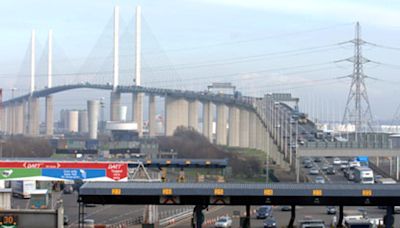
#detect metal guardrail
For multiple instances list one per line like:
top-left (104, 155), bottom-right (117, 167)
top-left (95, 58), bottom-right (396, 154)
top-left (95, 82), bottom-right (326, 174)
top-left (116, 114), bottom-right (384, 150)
top-left (106, 216), bottom-right (143, 228)
top-left (159, 209), bottom-right (192, 227)
top-left (301, 141), bottom-right (391, 149)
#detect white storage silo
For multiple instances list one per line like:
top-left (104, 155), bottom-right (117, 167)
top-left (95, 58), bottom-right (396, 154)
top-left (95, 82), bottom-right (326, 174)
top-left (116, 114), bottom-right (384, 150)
top-left (67, 110), bottom-right (79, 133)
top-left (79, 110), bottom-right (88, 133)
top-left (87, 100), bottom-right (100, 139)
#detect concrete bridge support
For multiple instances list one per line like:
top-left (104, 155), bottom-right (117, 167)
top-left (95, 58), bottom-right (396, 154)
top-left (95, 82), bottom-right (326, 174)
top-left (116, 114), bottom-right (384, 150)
top-left (177, 98), bottom-right (189, 127)
top-left (22, 101), bottom-right (28, 134)
top-left (256, 118), bottom-right (263, 150)
top-left (239, 109), bottom-right (250, 148)
top-left (15, 103), bottom-right (24, 134)
top-left (6, 106), bottom-right (11, 134)
top-left (165, 96), bottom-right (178, 136)
top-left (249, 112), bottom-right (257, 149)
top-left (202, 101), bottom-right (213, 142)
top-left (188, 100), bottom-right (199, 131)
top-left (228, 106), bottom-right (240, 147)
top-left (45, 96), bottom-right (53, 136)
top-left (132, 93), bottom-right (144, 136)
top-left (10, 104), bottom-right (15, 134)
top-left (28, 97), bottom-right (39, 136)
top-left (216, 104), bottom-right (227, 145)
top-left (148, 95), bottom-right (156, 137)
top-left (0, 106), bottom-right (4, 132)
top-left (110, 91), bottom-right (121, 121)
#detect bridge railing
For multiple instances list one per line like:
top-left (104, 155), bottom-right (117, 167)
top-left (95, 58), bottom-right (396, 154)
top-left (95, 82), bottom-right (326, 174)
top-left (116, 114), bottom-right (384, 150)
top-left (301, 141), bottom-right (391, 149)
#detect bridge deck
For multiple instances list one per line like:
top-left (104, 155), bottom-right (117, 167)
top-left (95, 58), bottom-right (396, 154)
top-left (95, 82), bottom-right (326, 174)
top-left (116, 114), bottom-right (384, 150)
top-left (78, 182), bottom-right (400, 206)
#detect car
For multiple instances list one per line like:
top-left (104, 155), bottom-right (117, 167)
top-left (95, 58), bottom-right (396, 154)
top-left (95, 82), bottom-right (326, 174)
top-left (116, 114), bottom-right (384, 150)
top-left (280, 205), bottom-right (291, 211)
top-left (321, 165), bottom-right (329, 171)
top-left (340, 164), bottom-right (349, 171)
top-left (314, 157), bottom-right (322, 163)
top-left (309, 167), bottom-right (319, 175)
top-left (263, 217), bottom-right (277, 228)
top-left (375, 174), bottom-right (383, 182)
top-left (256, 206), bottom-right (272, 219)
top-left (347, 172), bottom-right (355, 181)
top-left (304, 162), bottom-right (313, 168)
top-left (315, 176), bottom-right (325, 184)
top-left (326, 166), bottom-right (336, 175)
top-left (214, 216), bottom-right (232, 228)
top-left (333, 158), bottom-right (341, 165)
top-left (303, 158), bottom-right (312, 164)
top-left (341, 160), bottom-right (349, 164)
top-left (63, 215), bottom-right (70, 225)
top-left (326, 206), bottom-right (336, 215)
top-left (349, 161), bottom-right (360, 168)
top-left (84, 219), bottom-right (95, 225)
top-left (63, 185), bottom-right (73, 194)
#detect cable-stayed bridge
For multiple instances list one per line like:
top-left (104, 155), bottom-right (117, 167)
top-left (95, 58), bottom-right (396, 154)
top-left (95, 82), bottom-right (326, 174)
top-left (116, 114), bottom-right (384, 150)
top-left (1, 5), bottom-right (400, 182)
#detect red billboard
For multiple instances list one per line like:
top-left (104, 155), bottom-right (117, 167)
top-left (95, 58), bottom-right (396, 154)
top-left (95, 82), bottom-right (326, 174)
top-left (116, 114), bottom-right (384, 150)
top-left (0, 161), bottom-right (128, 181)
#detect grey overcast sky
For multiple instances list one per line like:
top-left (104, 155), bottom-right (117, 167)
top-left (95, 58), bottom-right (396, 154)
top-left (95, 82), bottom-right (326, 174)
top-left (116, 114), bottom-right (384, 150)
top-left (1, 0), bottom-right (400, 121)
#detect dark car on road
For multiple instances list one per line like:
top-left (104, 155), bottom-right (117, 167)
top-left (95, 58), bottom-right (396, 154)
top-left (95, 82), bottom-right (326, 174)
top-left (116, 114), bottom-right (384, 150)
top-left (280, 205), bottom-right (291, 211)
top-left (256, 206), bottom-right (272, 219)
top-left (263, 217), bottom-right (277, 228)
top-left (326, 166), bottom-right (336, 175)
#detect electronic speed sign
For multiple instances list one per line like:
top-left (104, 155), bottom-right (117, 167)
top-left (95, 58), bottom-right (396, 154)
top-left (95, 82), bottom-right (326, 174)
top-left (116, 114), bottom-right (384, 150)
top-left (0, 215), bottom-right (17, 228)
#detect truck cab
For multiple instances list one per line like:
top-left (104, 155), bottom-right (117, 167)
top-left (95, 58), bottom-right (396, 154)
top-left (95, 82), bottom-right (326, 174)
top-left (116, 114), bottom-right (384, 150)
top-left (29, 189), bottom-right (50, 209)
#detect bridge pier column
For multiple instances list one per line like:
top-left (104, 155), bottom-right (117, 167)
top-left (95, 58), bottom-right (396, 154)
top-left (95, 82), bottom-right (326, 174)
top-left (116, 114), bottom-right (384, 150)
top-left (275, 144), bottom-right (282, 166)
top-left (256, 117), bottom-right (263, 150)
top-left (188, 100), bottom-right (199, 131)
top-left (202, 101), bottom-right (213, 142)
top-left (28, 97), bottom-right (39, 136)
top-left (132, 93), bottom-right (144, 136)
top-left (216, 104), bottom-right (227, 145)
top-left (0, 105), bottom-right (4, 133)
top-left (148, 95), bottom-right (156, 137)
top-left (45, 95), bottom-right (53, 136)
top-left (239, 109), bottom-right (249, 148)
top-left (228, 106), bottom-right (239, 147)
top-left (249, 112), bottom-right (257, 149)
top-left (177, 98), bottom-right (189, 127)
top-left (4, 106), bottom-right (9, 134)
top-left (22, 101), bottom-right (28, 134)
top-left (165, 96), bottom-right (179, 136)
top-left (15, 102), bottom-right (24, 134)
top-left (10, 104), bottom-right (15, 135)
top-left (110, 91), bottom-right (121, 121)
